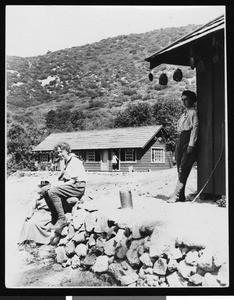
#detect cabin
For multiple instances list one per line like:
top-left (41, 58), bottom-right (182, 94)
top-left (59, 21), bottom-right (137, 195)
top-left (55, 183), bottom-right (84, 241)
top-left (145, 15), bottom-right (226, 197)
top-left (33, 125), bottom-right (173, 172)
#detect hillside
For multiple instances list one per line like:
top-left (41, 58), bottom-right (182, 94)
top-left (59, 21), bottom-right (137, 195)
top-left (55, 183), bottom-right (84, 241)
top-left (6, 24), bottom-right (198, 131)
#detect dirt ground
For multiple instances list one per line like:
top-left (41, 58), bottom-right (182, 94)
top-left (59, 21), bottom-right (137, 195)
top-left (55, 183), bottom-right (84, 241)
top-left (5, 167), bottom-right (228, 288)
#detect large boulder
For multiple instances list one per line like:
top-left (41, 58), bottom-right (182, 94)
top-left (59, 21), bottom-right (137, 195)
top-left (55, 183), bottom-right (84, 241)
top-left (92, 237), bottom-right (105, 255)
top-left (168, 247), bottom-right (183, 260)
top-left (167, 258), bottom-right (178, 272)
top-left (55, 246), bottom-right (68, 264)
top-left (72, 231), bottom-right (86, 244)
top-left (153, 257), bottom-right (168, 275)
top-left (177, 260), bottom-right (196, 279)
top-left (166, 271), bottom-right (188, 287)
top-left (94, 211), bottom-right (109, 233)
top-left (75, 243), bottom-right (88, 257)
top-left (67, 224), bottom-right (75, 240)
top-left (71, 255), bottom-right (81, 269)
top-left (185, 249), bottom-right (199, 266)
top-left (82, 253), bottom-right (97, 267)
top-left (58, 236), bottom-right (69, 246)
top-left (87, 234), bottom-right (96, 247)
top-left (108, 261), bottom-right (138, 286)
top-left (65, 240), bottom-right (76, 257)
top-left (73, 209), bottom-right (89, 230)
top-left (114, 229), bottom-right (128, 259)
top-left (84, 212), bottom-right (96, 232)
top-left (139, 252), bottom-right (153, 267)
top-left (139, 266), bottom-right (154, 278)
top-left (126, 239), bottom-right (145, 268)
top-left (61, 226), bottom-right (68, 237)
top-left (197, 249), bottom-right (217, 272)
top-left (104, 237), bottom-right (116, 256)
top-left (92, 255), bottom-right (109, 273)
top-left (188, 273), bottom-right (204, 285)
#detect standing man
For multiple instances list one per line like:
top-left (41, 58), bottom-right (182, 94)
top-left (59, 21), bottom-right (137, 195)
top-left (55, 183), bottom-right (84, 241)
top-left (112, 152), bottom-right (119, 171)
top-left (44, 142), bottom-right (86, 241)
top-left (168, 90), bottom-right (198, 203)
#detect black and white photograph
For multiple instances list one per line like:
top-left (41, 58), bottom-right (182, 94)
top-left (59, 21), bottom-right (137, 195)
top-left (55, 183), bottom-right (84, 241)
top-left (5, 5), bottom-right (228, 289)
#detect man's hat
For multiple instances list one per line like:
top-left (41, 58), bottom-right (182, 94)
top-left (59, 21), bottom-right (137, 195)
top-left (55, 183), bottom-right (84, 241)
top-left (38, 180), bottom-right (50, 188)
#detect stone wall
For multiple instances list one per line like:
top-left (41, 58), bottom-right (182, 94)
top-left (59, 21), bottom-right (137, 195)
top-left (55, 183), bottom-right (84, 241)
top-left (53, 197), bottom-right (228, 287)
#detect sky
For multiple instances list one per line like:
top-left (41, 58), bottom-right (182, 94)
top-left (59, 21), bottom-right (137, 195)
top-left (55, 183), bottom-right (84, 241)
top-left (6, 5), bottom-right (225, 57)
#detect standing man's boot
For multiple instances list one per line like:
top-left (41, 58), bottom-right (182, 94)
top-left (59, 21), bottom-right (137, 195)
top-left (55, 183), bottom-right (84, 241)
top-left (177, 185), bottom-right (186, 202)
top-left (167, 180), bottom-right (184, 203)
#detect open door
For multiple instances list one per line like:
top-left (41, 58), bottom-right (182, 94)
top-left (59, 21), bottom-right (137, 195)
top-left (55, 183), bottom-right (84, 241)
top-left (100, 149), bottom-right (109, 171)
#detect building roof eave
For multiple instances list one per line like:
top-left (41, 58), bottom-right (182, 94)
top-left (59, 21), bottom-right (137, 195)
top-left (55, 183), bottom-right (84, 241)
top-left (145, 14), bottom-right (224, 69)
top-left (142, 125), bottom-right (163, 148)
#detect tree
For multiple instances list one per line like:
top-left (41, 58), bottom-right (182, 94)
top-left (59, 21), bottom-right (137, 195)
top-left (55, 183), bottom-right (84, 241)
top-left (114, 102), bottom-right (152, 128)
top-left (70, 111), bottom-right (85, 130)
top-left (7, 123), bottom-right (27, 160)
top-left (45, 110), bottom-right (57, 129)
top-left (7, 123), bottom-right (47, 174)
top-left (45, 106), bottom-right (86, 132)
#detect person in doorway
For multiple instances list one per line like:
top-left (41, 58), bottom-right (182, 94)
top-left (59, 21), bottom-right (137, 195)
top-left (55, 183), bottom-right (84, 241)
top-left (18, 180), bottom-right (52, 246)
top-left (42, 142), bottom-right (86, 243)
top-left (112, 152), bottom-right (119, 171)
top-left (168, 90), bottom-right (198, 203)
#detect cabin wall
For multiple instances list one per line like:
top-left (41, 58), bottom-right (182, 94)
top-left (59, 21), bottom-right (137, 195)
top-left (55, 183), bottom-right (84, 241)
top-left (35, 140), bottom-right (173, 172)
top-left (196, 37), bottom-right (225, 195)
top-left (83, 162), bottom-right (100, 172)
top-left (119, 140), bottom-right (173, 172)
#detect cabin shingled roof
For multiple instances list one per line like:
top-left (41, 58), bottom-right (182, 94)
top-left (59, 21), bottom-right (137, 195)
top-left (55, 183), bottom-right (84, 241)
top-left (33, 125), bottom-right (163, 151)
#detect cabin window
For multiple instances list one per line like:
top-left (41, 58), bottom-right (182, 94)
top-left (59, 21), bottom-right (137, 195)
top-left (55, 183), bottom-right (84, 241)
top-left (87, 150), bottom-right (101, 162)
top-left (120, 149), bottom-right (136, 162)
top-left (41, 153), bottom-right (49, 162)
top-left (151, 147), bottom-right (165, 163)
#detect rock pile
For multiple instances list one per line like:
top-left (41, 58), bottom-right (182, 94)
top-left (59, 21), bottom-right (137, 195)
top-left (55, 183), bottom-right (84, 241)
top-left (52, 197), bottom-right (228, 287)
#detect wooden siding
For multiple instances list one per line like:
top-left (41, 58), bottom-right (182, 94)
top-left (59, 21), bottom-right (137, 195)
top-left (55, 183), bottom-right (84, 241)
top-left (119, 150), bottom-right (172, 172)
top-left (138, 139), bottom-right (173, 171)
top-left (83, 162), bottom-right (101, 172)
top-left (119, 138), bottom-right (172, 172)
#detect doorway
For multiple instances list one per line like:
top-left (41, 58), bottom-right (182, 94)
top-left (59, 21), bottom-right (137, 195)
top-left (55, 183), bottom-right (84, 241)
top-left (112, 149), bottom-right (120, 171)
top-left (100, 149), bottom-right (109, 171)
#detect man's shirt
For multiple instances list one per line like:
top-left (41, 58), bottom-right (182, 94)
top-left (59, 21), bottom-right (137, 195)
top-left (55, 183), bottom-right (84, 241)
top-left (177, 107), bottom-right (198, 147)
top-left (63, 153), bottom-right (87, 182)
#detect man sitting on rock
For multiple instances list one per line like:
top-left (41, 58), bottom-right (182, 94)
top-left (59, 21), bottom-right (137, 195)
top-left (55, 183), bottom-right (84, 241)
top-left (42, 142), bottom-right (86, 245)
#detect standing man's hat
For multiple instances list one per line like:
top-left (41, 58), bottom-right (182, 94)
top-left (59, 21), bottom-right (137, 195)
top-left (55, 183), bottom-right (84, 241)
top-left (38, 180), bottom-right (50, 188)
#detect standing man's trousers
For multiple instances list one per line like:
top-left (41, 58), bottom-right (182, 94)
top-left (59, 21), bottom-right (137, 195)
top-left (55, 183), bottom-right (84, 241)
top-left (175, 130), bottom-right (197, 200)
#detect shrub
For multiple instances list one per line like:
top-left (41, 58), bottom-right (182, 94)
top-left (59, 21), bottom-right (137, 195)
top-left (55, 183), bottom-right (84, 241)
top-left (88, 99), bottom-right (105, 109)
top-left (130, 94), bottom-right (142, 101)
top-left (123, 88), bottom-right (137, 96)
